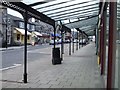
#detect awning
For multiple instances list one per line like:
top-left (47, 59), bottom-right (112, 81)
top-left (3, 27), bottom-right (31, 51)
top-left (33, 31), bottom-right (42, 36)
top-left (15, 28), bottom-right (31, 35)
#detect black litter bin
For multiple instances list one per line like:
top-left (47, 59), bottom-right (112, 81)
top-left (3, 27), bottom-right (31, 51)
top-left (52, 47), bottom-right (61, 65)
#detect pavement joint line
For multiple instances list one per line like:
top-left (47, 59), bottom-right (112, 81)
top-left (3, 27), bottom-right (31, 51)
top-left (0, 64), bottom-right (21, 71)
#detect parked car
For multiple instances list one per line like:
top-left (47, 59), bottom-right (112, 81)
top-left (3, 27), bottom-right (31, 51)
top-left (58, 39), bottom-right (62, 44)
top-left (49, 40), bottom-right (58, 45)
top-left (73, 39), bottom-right (79, 43)
top-left (79, 39), bottom-right (87, 45)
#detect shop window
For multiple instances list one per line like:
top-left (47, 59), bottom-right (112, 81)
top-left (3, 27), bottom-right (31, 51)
top-left (27, 36), bottom-right (30, 40)
top-left (19, 22), bottom-right (24, 28)
top-left (21, 35), bottom-right (24, 40)
top-left (17, 34), bottom-right (20, 41)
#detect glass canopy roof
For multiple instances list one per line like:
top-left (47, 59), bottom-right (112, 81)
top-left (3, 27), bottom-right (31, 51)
top-left (22, 0), bottom-right (100, 35)
top-left (22, 0), bottom-right (99, 20)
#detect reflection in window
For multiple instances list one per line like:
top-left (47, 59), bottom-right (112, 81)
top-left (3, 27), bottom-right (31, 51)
top-left (27, 24), bottom-right (30, 29)
top-left (31, 25), bottom-right (35, 31)
top-left (19, 22), bottom-right (24, 28)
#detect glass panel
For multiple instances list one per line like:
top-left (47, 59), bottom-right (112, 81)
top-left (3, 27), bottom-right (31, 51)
top-left (54, 13), bottom-right (98, 21)
top-left (105, 2), bottom-right (119, 88)
top-left (36, 0), bottom-right (98, 13)
top-left (52, 11), bottom-right (98, 20)
top-left (43, 3), bottom-right (99, 15)
top-left (33, 0), bottom-right (74, 8)
top-left (19, 22), bottom-right (24, 28)
top-left (116, 21), bottom-right (119, 89)
top-left (65, 16), bottom-right (98, 29)
top-left (80, 25), bottom-right (95, 31)
top-left (48, 7), bottom-right (99, 17)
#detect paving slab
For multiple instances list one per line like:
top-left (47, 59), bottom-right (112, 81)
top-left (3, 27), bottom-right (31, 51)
top-left (1, 43), bottom-right (104, 88)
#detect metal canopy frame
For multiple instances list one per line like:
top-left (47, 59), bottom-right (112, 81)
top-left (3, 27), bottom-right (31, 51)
top-left (52, 10), bottom-right (98, 20)
top-left (28, 2), bottom-right (47, 7)
top-left (21, 0), bottom-right (99, 36)
top-left (64, 15), bottom-right (98, 36)
top-left (29, 0), bottom-right (99, 36)
top-left (76, 28), bottom-right (88, 37)
top-left (65, 16), bottom-right (98, 29)
top-left (1, 0), bottom-right (100, 43)
top-left (62, 25), bottom-right (71, 33)
top-left (2, 1), bottom-right (55, 26)
top-left (55, 14), bottom-right (98, 21)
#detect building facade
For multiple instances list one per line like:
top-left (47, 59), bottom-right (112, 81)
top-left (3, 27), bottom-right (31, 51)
top-left (0, 7), bottom-right (54, 46)
top-left (0, 6), bottom-right (12, 47)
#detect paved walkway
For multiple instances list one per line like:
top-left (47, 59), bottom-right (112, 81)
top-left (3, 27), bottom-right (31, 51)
top-left (1, 43), bottom-right (105, 88)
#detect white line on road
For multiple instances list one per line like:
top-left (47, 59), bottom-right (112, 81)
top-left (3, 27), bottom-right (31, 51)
top-left (0, 64), bottom-right (21, 71)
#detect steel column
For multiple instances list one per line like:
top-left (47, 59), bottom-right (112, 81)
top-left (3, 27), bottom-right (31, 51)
top-left (53, 26), bottom-right (56, 49)
top-left (96, 27), bottom-right (98, 55)
top-left (82, 31), bottom-right (83, 47)
top-left (100, 10), bottom-right (104, 75)
top-left (69, 32), bottom-right (71, 55)
top-left (23, 10), bottom-right (28, 83)
top-left (76, 31), bottom-right (78, 50)
top-left (107, 1), bottom-right (117, 89)
top-left (72, 30), bottom-right (74, 53)
top-left (101, 6), bottom-right (107, 75)
top-left (99, 21), bottom-right (102, 66)
top-left (61, 30), bottom-right (63, 60)
top-left (62, 33), bottom-right (64, 54)
top-left (79, 31), bottom-right (80, 49)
